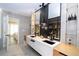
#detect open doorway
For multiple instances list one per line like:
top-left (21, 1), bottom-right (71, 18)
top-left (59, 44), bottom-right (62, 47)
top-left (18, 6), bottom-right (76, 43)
top-left (8, 17), bottom-right (19, 46)
top-left (3, 16), bottom-right (19, 50)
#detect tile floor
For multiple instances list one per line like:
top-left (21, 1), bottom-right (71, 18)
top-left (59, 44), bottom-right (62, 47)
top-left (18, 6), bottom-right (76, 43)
top-left (0, 44), bottom-right (40, 56)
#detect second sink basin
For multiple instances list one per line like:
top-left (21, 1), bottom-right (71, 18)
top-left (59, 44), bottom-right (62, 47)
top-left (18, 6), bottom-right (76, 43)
top-left (30, 35), bottom-right (35, 37)
top-left (43, 40), bottom-right (55, 45)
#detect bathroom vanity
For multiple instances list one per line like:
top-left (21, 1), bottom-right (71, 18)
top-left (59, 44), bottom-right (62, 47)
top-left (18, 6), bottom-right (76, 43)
top-left (27, 35), bottom-right (60, 56)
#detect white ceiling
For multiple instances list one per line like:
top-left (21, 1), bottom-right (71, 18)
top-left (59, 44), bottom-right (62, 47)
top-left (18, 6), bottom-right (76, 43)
top-left (0, 3), bottom-right (42, 17)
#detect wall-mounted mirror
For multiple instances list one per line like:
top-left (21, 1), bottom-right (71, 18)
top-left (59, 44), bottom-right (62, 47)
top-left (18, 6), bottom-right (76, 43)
top-left (48, 3), bottom-right (60, 19)
top-left (35, 10), bottom-right (40, 36)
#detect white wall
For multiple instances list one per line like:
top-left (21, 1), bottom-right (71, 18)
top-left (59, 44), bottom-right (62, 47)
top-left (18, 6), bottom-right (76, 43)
top-left (77, 4), bottom-right (79, 47)
top-left (60, 3), bottom-right (67, 43)
top-left (0, 9), bottom-right (3, 49)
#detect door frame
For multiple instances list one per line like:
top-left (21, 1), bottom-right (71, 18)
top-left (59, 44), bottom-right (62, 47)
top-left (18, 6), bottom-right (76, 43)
top-left (3, 14), bottom-right (9, 49)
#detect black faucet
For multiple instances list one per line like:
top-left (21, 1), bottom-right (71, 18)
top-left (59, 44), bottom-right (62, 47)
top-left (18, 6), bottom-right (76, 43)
top-left (50, 34), bottom-right (53, 41)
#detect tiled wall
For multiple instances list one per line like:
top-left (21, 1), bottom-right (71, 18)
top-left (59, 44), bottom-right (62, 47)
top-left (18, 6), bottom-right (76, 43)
top-left (61, 3), bottom-right (79, 47)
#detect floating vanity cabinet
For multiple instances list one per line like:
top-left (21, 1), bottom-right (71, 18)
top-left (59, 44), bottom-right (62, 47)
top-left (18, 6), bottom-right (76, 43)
top-left (27, 36), bottom-right (53, 56)
top-left (27, 37), bottom-right (34, 48)
top-left (34, 40), bottom-right (53, 56)
top-left (27, 36), bottom-right (60, 56)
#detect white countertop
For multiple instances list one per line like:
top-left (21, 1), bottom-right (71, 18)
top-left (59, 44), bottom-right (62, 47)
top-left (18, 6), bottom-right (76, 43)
top-left (27, 35), bottom-right (60, 48)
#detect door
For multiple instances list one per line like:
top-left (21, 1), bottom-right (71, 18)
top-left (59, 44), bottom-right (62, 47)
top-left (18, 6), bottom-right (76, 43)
top-left (3, 15), bottom-right (9, 50)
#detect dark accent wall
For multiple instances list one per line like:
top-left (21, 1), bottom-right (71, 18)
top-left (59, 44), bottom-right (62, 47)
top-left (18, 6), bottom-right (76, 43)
top-left (40, 4), bottom-right (48, 37)
top-left (35, 3), bottom-right (61, 40)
